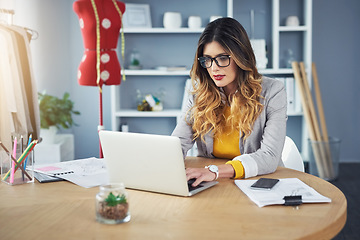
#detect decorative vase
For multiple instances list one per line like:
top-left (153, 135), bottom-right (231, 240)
top-left (286, 16), bottom-right (300, 26)
top-left (163, 12), bottom-right (182, 29)
top-left (188, 16), bottom-right (201, 29)
top-left (209, 15), bottom-right (222, 23)
top-left (285, 49), bottom-right (295, 68)
top-left (40, 126), bottom-right (58, 144)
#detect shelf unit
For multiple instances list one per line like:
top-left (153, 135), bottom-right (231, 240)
top-left (124, 28), bottom-right (205, 34)
top-left (122, 68), bottom-right (294, 76)
top-left (272, 0), bottom-right (313, 157)
top-left (110, 69), bottom-right (190, 131)
top-left (272, 0), bottom-right (312, 80)
top-left (111, 0), bottom-right (312, 155)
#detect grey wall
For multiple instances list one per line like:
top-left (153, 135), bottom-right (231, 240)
top-left (312, 0), bottom-right (360, 162)
top-left (11, 0), bottom-right (360, 162)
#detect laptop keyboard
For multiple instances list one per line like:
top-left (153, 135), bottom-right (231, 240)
top-left (187, 179), bottom-right (204, 192)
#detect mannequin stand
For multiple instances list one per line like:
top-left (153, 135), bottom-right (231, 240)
top-left (98, 90), bottom-right (104, 158)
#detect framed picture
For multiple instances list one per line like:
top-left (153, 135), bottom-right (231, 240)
top-left (122, 4), bottom-right (152, 28)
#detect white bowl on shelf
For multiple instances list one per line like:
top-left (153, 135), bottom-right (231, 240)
top-left (188, 16), bottom-right (201, 29)
top-left (286, 16), bottom-right (300, 26)
top-left (163, 12), bottom-right (182, 29)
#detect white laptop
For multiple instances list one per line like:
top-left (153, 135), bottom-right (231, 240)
top-left (99, 130), bottom-right (218, 196)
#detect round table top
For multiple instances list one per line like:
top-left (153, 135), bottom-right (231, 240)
top-left (0, 157), bottom-right (347, 240)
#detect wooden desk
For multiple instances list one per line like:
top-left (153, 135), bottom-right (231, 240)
top-left (0, 157), bottom-right (346, 240)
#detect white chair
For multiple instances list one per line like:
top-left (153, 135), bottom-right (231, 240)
top-left (281, 136), bottom-right (305, 172)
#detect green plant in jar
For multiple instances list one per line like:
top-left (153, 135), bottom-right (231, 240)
top-left (105, 192), bottom-right (127, 206)
top-left (98, 191), bottom-right (129, 221)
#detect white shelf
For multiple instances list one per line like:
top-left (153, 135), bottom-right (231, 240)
top-left (114, 109), bottom-right (181, 117)
top-left (122, 68), bottom-right (293, 76)
top-left (287, 111), bottom-right (303, 117)
top-left (278, 26), bottom-right (310, 32)
top-left (122, 69), bottom-right (190, 76)
top-left (259, 68), bottom-right (293, 75)
top-left (124, 27), bottom-right (204, 34)
top-left (116, 109), bottom-right (301, 118)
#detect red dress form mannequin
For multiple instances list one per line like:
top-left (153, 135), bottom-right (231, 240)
top-left (73, 0), bottom-right (125, 87)
top-left (73, 0), bottom-right (125, 157)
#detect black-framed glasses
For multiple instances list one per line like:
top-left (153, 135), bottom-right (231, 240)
top-left (198, 55), bottom-right (231, 68)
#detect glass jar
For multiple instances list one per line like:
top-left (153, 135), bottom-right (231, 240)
top-left (129, 48), bottom-right (141, 69)
top-left (95, 183), bottom-right (130, 224)
top-left (285, 49), bottom-right (295, 68)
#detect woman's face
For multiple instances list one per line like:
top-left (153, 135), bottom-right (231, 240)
top-left (202, 41), bottom-right (238, 95)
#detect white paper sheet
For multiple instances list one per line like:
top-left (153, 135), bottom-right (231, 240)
top-left (33, 157), bottom-right (108, 188)
top-left (235, 178), bottom-right (331, 207)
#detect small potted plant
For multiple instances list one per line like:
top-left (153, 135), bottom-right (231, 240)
top-left (95, 184), bottom-right (130, 224)
top-left (38, 92), bottom-right (80, 143)
top-left (97, 192), bottom-right (129, 222)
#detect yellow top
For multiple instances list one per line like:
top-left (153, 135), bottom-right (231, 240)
top-left (213, 106), bottom-right (241, 159)
top-left (212, 106), bottom-right (244, 178)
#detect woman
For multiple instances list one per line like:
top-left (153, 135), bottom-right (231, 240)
top-left (172, 18), bottom-right (287, 187)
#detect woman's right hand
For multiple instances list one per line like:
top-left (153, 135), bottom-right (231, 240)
top-left (186, 167), bottom-right (217, 187)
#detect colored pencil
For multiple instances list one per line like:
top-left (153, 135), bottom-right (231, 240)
top-left (0, 142), bottom-right (32, 180)
top-left (10, 137), bottom-right (17, 184)
top-left (21, 135), bottom-right (24, 180)
top-left (23, 134), bottom-right (32, 170)
top-left (2, 140), bottom-right (38, 181)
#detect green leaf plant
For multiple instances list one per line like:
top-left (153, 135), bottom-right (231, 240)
top-left (105, 192), bottom-right (127, 207)
top-left (38, 92), bottom-right (80, 129)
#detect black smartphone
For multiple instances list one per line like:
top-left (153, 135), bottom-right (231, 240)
top-left (250, 178), bottom-right (279, 190)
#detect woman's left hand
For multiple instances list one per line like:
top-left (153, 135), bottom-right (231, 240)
top-left (186, 167), bottom-right (217, 187)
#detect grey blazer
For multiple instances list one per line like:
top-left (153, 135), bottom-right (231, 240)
top-left (171, 76), bottom-right (287, 178)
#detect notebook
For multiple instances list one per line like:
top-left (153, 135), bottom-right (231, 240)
top-left (33, 171), bottom-right (64, 183)
top-left (99, 130), bottom-right (218, 196)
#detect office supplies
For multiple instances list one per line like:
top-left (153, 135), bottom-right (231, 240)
top-left (99, 130), bottom-right (218, 196)
top-left (23, 134), bottom-right (32, 170)
top-left (21, 135), bottom-right (24, 180)
top-left (33, 157), bottom-right (107, 188)
top-left (250, 39), bottom-right (268, 69)
top-left (10, 137), bottom-right (17, 183)
top-left (0, 142), bottom-right (32, 180)
top-left (235, 178), bottom-right (331, 207)
top-left (283, 195), bottom-right (302, 206)
top-left (2, 140), bottom-right (38, 181)
top-left (33, 171), bottom-right (63, 183)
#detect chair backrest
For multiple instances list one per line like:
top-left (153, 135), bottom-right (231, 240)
top-left (281, 136), bottom-right (305, 172)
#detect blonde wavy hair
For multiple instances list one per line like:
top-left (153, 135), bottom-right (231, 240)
top-left (189, 17), bottom-right (263, 142)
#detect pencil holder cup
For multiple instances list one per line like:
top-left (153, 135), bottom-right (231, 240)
top-left (1, 149), bottom-right (34, 185)
top-left (308, 137), bottom-right (341, 181)
top-left (95, 183), bottom-right (131, 224)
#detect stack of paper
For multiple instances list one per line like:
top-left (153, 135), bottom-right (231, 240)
top-left (33, 157), bottom-right (108, 188)
top-left (235, 178), bottom-right (331, 207)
